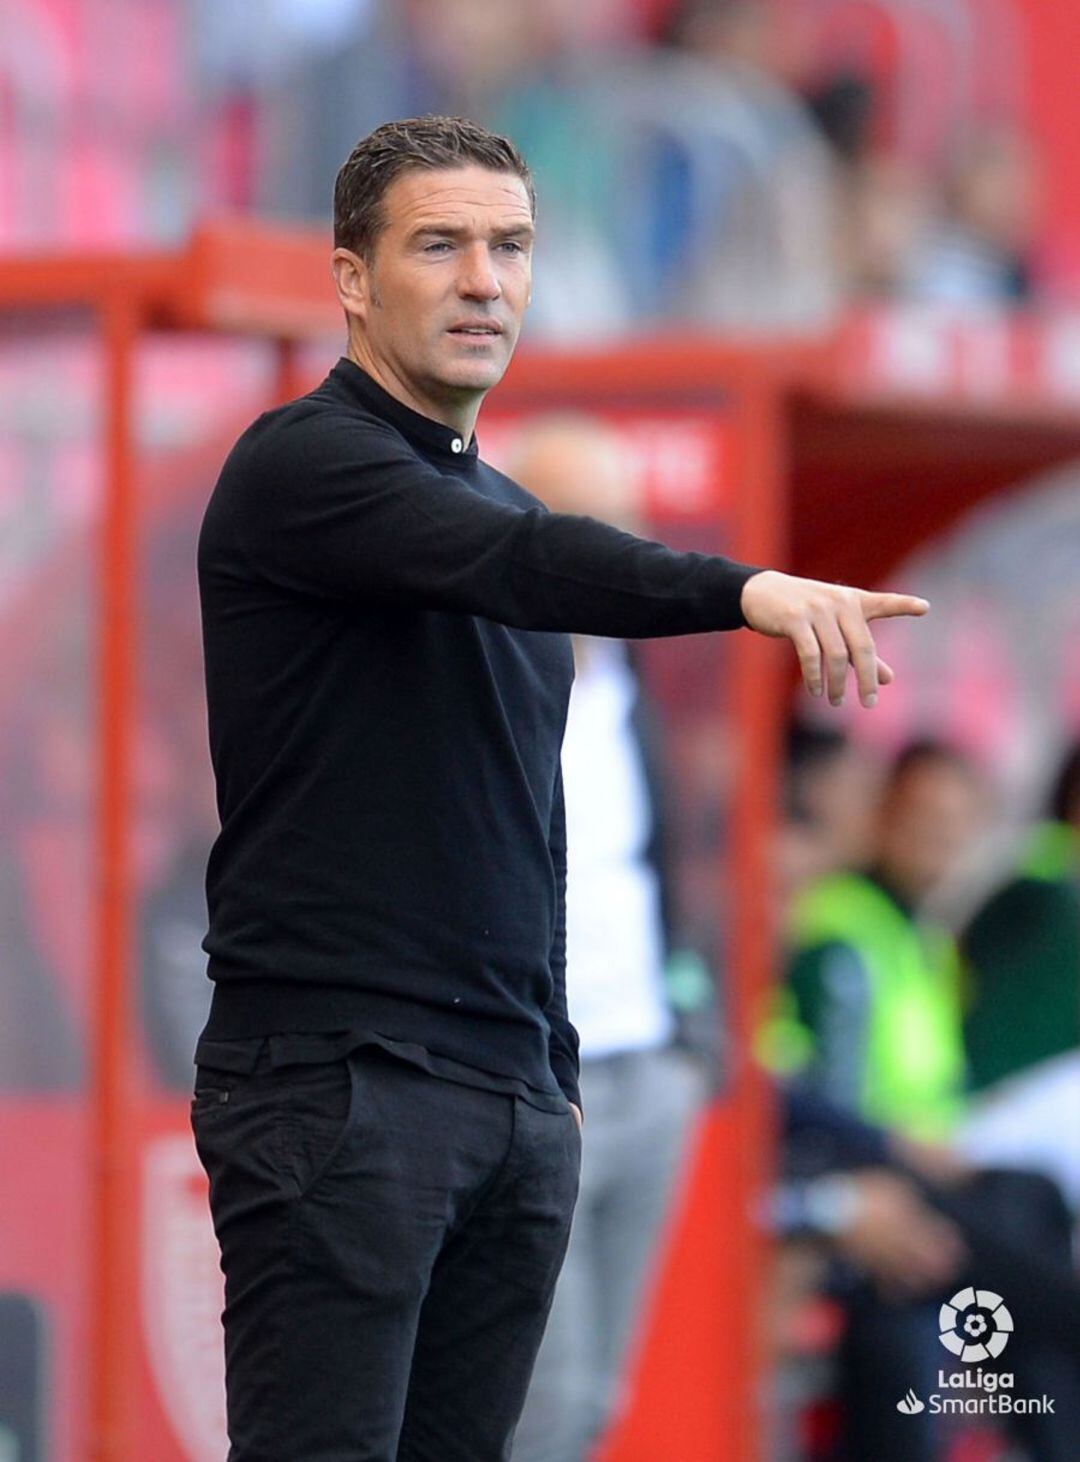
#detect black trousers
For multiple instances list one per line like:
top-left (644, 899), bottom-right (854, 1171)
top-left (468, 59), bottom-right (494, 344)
top-left (191, 1044), bottom-right (582, 1461)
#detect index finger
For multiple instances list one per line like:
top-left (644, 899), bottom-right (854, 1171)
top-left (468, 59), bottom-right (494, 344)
top-left (860, 592), bottom-right (930, 622)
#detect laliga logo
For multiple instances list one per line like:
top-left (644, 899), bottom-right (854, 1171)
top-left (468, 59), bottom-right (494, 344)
top-left (896, 1287), bottom-right (1052, 1417)
top-left (939, 1286), bottom-right (1014, 1363)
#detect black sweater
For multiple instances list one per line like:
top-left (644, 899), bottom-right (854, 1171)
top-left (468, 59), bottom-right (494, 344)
top-left (198, 357), bottom-right (757, 1107)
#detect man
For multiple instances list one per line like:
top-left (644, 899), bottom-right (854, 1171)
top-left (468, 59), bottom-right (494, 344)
top-left (505, 417), bottom-right (709, 1462)
top-left (193, 115), bottom-right (927, 1461)
top-left (777, 740), bottom-right (982, 1138)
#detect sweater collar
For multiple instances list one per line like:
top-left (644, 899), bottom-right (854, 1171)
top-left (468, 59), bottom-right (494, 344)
top-left (331, 357), bottom-right (479, 464)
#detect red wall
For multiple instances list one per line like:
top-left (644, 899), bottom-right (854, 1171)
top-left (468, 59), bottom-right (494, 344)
top-left (1014, 1), bottom-right (1080, 294)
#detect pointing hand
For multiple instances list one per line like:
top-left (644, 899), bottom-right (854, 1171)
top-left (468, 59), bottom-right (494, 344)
top-left (740, 571), bottom-right (929, 709)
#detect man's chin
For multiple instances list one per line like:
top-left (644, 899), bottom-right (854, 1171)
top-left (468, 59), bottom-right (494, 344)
top-left (439, 359), bottom-right (508, 395)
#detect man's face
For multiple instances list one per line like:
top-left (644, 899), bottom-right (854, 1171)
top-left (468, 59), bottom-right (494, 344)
top-left (339, 165), bottom-right (534, 416)
top-left (876, 761), bottom-right (982, 902)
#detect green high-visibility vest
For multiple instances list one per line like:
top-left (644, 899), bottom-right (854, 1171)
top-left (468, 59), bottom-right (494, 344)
top-left (1018, 820), bottom-right (1080, 884)
top-left (961, 820), bottom-right (1080, 1091)
top-left (779, 873), bottom-right (966, 1138)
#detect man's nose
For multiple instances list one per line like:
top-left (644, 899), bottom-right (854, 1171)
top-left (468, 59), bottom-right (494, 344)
top-left (457, 244), bottom-right (500, 300)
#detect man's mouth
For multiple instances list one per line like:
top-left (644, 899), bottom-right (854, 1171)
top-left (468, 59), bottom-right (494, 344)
top-left (447, 323), bottom-right (503, 337)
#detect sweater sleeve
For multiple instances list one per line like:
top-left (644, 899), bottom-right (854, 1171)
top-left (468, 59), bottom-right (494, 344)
top-left (232, 410), bottom-right (759, 638)
top-left (544, 765), bottom-right (581, 1109)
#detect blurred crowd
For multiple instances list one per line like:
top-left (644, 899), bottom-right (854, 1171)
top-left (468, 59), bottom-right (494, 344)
top-left (3, 0), bottom-right (1054, 335)
top-left (767, 724), bottom-right (1080, 1462)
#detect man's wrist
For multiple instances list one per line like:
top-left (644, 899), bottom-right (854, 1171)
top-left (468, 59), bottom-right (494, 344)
top-left (739, 568), bottom-right (776, 630)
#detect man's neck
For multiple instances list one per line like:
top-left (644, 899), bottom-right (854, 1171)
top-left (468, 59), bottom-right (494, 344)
top-left (346, 342), bottom-right (481, 440)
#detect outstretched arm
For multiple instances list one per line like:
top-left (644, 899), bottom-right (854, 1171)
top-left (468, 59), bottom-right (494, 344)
top-left (225, 410), bottom-right (928, 689)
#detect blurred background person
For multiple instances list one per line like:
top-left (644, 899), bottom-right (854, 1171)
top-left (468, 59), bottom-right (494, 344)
top-left (905, 126), bottom-right (1042, 310)
top-left (136, 519), bottom-right (220, 1091)
top-left (777, 723), bottom-right (882, 895)
top-left (962, 740), bottom-right (1080, 1094)
top-left (769, 738), bottom-right (1080, 1462)
top-left (953, 741), bottom-right (1080, 1235)
top-left (508, 416), bottom-right (710, 1462)
top-left (651, 0), bottom-right (839, 328)
top-left (774, 740), bottom-right (984, 1138)
top-left (772, 1079), bottom-right (1080, 1462)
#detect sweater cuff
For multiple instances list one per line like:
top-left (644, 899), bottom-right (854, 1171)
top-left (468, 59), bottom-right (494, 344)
top-left (723, 561), bottom-right (766, 630)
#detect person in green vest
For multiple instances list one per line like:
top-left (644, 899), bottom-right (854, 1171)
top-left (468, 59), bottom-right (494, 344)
top-left (771, 741), bottom-right (1080, 1462)
top-left (775, 740), bottom-right (984, 1140)
top-left (962, 742), bottom-right (1080, 1092)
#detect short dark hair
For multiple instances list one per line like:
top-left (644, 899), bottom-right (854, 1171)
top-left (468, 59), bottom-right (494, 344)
top-left (334, 116), bottom-right (535, 261)
top-left (885, 738), bottom-right (976, 795)
top-left (1048, 741), bottom-right (1080, 824)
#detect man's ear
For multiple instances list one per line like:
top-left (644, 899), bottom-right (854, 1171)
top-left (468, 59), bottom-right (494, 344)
top-left (331, 248), bottom-right (370, 324)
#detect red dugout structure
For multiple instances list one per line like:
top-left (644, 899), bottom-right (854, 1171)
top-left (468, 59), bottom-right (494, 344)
top-left (2, 224), bottom-right (1079, 1460)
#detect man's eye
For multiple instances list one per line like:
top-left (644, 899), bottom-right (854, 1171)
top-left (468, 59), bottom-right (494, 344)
top-left (423, 241), bottom-right (452, 253)
top-left (498, 241), bottom-right (525, 254)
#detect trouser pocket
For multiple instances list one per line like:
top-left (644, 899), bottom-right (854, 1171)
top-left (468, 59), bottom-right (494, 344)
top-left (277, 1052), bottom-right (360, 1200)
top-left (190, 1052), bottom-right (358, 1215)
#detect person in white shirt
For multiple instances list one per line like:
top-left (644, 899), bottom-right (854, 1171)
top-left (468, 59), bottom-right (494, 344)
top-left (509, 416), bottom-right (709, 1462)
